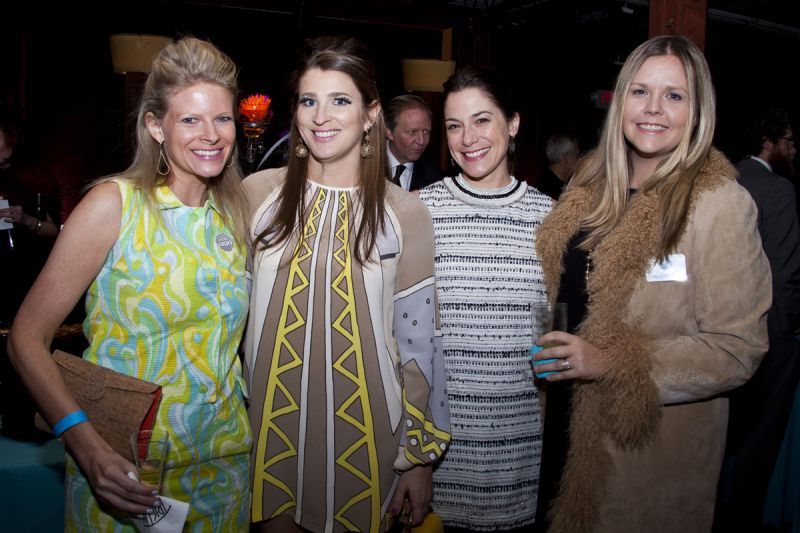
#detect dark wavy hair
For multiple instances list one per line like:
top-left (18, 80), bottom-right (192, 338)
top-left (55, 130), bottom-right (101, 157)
top-left (443, 65), bottom-right (519, 174)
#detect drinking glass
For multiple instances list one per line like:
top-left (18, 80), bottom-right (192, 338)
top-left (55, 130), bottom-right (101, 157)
top-left (530, 302), bottom-right (567, 378)
top-left (130, 429), bottom-right (169, 491)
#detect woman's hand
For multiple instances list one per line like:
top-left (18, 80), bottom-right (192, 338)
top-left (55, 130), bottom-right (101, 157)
top-left (64, 423), bottom-right (159, 513)
top-left (532, 331), bottom-right (606, 381)
top-left (0, 204), bottom-right (57, 237)
top-left (0, 204), bottom-right (27, 225)
top-left (389, 464), bottom-right (432, 526)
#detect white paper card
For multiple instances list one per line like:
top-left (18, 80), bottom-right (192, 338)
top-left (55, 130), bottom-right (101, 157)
top-left (646, 253), bottom-right (688, 282)
top-left (127, 472), bottom-right (190, 532)
top-left (0, 199), bottom-right (12, 230)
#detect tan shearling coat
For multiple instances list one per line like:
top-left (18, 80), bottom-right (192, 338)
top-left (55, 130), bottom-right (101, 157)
top-left (536, 149), bottom-right (771, 533)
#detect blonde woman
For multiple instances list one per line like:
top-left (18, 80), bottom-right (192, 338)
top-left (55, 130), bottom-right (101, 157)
top-left (533, 35), bottom-right (771, 532)
top-left (9, 37), bottom-right (252, 530)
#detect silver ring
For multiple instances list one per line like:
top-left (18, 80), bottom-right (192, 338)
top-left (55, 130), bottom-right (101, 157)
top-left (560, 359), bottom-right (572, 371)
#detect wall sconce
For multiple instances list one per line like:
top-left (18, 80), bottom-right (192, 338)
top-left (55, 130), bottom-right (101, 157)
top-left (110, 34), bottom-right (172, 74)
top-left (402, 59), bottom-right (456, 92)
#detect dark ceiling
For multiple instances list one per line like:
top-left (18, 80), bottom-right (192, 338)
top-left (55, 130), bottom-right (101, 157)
top-left (173, 0), bottom-right (800, 35)
top-left (3, 0), bottom-right (800, 196)
top-left (465, 0), bottom-right (800, 34)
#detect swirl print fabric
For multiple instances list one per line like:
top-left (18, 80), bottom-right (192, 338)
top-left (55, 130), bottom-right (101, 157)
top-left (65, 180), bottom-right (252, 532)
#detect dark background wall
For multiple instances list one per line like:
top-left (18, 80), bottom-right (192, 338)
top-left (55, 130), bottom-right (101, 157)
top-left (3, 0), bottom-right (799, 219)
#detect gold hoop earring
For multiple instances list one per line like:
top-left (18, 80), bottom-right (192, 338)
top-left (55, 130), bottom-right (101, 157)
top-left (360, 129), bottom-right (374, 159)
top-left (157, 142), bottom-right (171, 176)
top-left (295, 139), bottom-right (309, 159)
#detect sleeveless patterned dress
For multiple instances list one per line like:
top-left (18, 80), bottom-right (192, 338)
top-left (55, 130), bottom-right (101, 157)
top-left (64, 180), bottom-right (252, 532)
top-left (244, 170), bottom-right (451, 533)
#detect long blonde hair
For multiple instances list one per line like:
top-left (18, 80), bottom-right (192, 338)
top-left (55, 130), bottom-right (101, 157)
top-left (255, 36), bottom-right (387, 264)
top-left (96, 36), bottom-right (249, 247)
top-left (571, 35), bottom-right (715, 259)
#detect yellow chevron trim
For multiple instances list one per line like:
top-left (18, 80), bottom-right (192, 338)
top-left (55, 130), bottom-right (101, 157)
top-left (252, 188), bottom-right (326, 521)
top-left (330, 191), bottom-right (381, 533)
top-left (402, 391), bottom-right (451, 465)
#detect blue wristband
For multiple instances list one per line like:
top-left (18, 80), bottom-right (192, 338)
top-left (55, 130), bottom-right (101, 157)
top-left (53, 409), bottom-right (89, 437)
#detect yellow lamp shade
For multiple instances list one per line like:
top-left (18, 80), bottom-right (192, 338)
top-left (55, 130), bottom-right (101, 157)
top-left (402, 59), bottom-right (456, 92)
top-left (110, 34), bottom-right (172, 74)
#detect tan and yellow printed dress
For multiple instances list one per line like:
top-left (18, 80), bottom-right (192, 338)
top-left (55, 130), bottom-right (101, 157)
top-left (243, 169), bottom-right (450, 533)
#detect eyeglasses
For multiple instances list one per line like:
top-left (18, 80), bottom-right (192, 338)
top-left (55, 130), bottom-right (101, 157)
top-left (781, 136), bottom-right (795, 146)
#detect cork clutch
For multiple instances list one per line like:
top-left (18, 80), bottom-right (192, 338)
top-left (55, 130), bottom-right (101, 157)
top-left (34, 350), bottom-right (162, 462)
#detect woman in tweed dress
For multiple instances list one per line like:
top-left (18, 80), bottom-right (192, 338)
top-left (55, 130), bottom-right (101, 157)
top-left (419, 65), bottom-right (552, 532)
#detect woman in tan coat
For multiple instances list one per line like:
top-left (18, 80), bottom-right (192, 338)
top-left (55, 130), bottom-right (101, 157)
top-left (532, 35), bottom-right (771, 532)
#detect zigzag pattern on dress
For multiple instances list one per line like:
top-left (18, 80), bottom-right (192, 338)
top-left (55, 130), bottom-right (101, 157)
top-left (253, 187), bottom-right (326, 521)
top-left (330, 190), bottom-right (381, 532)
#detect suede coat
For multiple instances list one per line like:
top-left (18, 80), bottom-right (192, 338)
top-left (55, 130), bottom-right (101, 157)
top-left (536, 149), bottom-right (771, 533)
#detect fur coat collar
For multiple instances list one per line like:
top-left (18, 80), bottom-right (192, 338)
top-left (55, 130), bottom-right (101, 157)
top-left (535, 149), bottom-right (736, 531)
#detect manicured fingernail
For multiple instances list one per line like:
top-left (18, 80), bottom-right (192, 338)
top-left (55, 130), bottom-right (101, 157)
top-left (151, 490), bottom-right (158, 496)
top-left (530, 345), bottom-right (543, 355)
top-left (391, 506), bottom-right (399, 515)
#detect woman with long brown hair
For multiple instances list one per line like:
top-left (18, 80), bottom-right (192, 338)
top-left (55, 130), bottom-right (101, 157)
top-left (243, 36), bottom-right (450, 533)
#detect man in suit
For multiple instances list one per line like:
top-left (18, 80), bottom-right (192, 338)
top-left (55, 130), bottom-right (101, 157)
top-left (385, 95), bottom-right (443, 191)
top-left (715, 108), bottom-right (800, 532)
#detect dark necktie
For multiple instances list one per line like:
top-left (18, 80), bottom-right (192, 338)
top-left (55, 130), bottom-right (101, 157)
top-left (392, 164), bottom-right (406, 186)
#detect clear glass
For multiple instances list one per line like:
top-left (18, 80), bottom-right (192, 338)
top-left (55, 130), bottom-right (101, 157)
top-left (530, 302), bottom-right (567, 378)
top-left (131, 429), bottom-right (169, 490)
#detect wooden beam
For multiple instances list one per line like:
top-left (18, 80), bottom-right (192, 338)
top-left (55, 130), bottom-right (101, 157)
top-left (442, 28), bottom-right (453, 61)
top-left (649, 0), bottom-right (707, 50)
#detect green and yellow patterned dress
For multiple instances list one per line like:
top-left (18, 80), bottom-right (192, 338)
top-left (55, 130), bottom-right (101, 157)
top-left (64, 180), bottom-right (252, 532)
top-left (243, 169), bottom-right (450, 533)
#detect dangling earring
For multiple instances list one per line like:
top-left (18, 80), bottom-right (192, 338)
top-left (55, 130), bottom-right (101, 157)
top-left (508, 136), bottom-right (516, 155)
top-left (225, 155), bottom-right (235, 168)
top-left (360, 129), bottom-right (374, 159)
top-left (157, 142), bottom-right (171, 176)
top-left (295, 139), bottom-right (309, 159)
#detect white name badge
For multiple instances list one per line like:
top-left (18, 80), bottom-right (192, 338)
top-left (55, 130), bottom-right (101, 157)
top-left (646, 253), bottom-right (688, 282)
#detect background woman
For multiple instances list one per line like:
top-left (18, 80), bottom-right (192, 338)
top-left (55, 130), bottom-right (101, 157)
top-left (243, 36), bottom-right (450, 533)
top-left (418, 65), bottom-right (552, 532)
top-left (8, 37), bottom-right (252, 530)
top-left (532, 35), bottom-right (770, 532)
top-left (1, 118), bottom-right (62, 440)
top-left (0, 118), bottom-right (60, 324)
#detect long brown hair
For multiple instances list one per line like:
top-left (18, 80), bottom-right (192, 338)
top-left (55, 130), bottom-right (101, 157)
top-left (570, 35), bottom-right (715, 259)
top-left (255, 36), bottom-right (387, 264)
